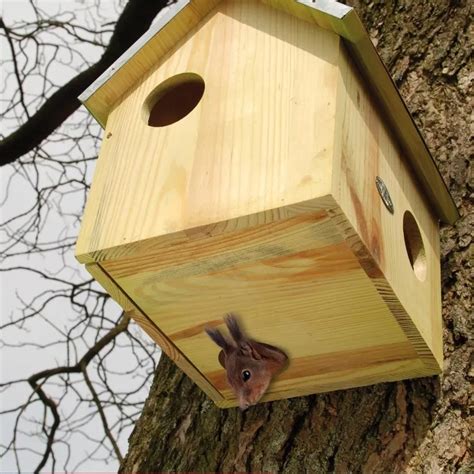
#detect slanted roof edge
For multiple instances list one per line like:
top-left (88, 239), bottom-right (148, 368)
top-left (79, 0), bottom-right (459, 223)
top-left (329, 4), bottom-right (459, 224)
top-left (78, 0), bottom-right (191, 104)
top-left (79, 0), bottom-right (353, 108)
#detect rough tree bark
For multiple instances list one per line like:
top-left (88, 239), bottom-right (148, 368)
top-left (120, 1), bottom-right (472, 472)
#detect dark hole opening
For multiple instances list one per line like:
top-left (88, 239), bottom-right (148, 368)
top-left (146, 75), bottom-right (205, 127)
top-left (403, 210), bottom-right (427, 281)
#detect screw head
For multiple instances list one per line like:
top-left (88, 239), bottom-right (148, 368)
top-left (375, 176), bottom-right (394, 214)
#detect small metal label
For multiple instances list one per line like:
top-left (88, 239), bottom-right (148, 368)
top-left (375, 176), bottom-right (394, 214)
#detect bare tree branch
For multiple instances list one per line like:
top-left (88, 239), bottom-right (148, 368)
top-left (1, 5), bottom-right (167, 469)
top-left (0, 0), bottom-right (173, 166)
top-left (26, 313), bottom-right (130, 473)
top-left (81, 363), bottom-right (123, 463)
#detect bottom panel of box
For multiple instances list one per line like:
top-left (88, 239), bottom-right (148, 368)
top-left (91, 196), bottom-right (439, 407)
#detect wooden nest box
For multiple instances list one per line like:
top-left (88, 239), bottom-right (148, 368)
top-left (76, 0), bottom-right (458, 407)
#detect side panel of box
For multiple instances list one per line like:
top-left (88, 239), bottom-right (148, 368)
top-left (85, 262), bottom-right (225, 404)
top-left (332, 46), bottom-right (442, 369)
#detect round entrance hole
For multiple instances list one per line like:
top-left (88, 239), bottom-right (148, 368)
top-left (143, 73), bottom-right (205, 127)
top-left (403, 210), bottom-right (427, 281)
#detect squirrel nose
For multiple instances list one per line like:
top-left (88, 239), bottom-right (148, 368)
top-left (239, 401), bottom-right (250, 411)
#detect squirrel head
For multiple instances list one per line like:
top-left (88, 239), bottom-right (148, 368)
top-left (205, 314), bottom-right (288, 410)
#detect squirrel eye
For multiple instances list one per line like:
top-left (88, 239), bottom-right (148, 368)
top-left (242, 370), bottom-right (251, 382)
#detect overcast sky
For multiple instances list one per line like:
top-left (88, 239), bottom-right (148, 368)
top-left (1, 1), bottom-right (164, 472)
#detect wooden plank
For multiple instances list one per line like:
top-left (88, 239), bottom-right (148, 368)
top-left (100, 199), bottom-right (431, 406)
top-left (76, 0), bottom-right (340, 263)
top-left (80, 0), bottom-right (349, 120)
top-left (100, 205), bottom-right (337, 278)
top-left (76, 196), bottom-right (338, 265)
top-left (332, 47), bottom-right (442, 369)
top-left (85, 262), bottom-right (225, 404)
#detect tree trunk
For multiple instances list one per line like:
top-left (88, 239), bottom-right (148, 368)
top-left (120, 1), bottom-right (472, 472)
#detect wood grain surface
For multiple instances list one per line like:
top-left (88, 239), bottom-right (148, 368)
top-left (332, 47), bottom-right (442, 369)
top-left (76, 0), bottom-right (443, 407)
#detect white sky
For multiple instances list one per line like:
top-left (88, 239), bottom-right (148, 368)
top-left (0, 1), bottom-right (164, 472)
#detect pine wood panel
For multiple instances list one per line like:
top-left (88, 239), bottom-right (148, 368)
top-left (341, 25), bottom-right (458, 224)
top-left (332, 47), bottom-right (442, 369)
top-left (101, 202), bottom-right (339, 279)
top-left (76, 0), bottom-right (340, 263)
top-left (77, 196), bottom-right (337, 265)
top-left (98, 198), bottom-right (432, 406)
top-left (85, 262), bottom-right (225, 404)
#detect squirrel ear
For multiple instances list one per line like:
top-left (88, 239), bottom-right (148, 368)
top-left (205, 327), bottom-right (231, 350)
top-left (224, 313), bottom-right (245, 343)
top-left (218, 350), bottom-right (227, 368)
top-left (249, 341), bottom-right (288, 366)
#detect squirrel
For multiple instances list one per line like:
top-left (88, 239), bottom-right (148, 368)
top-left (205, 314), bottom-right (288, 410)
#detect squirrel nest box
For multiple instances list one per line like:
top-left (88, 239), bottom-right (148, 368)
top-left (76, 0), bottom-right (458, 407)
